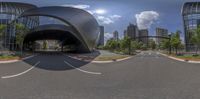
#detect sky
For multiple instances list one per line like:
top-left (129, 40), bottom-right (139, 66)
top-left (1, 0), bottom-right (199, 42)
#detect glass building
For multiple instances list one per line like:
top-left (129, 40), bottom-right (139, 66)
top-left (182, 2), bottom-right (200, 51)
top-left (0, 2), bottom-right (39, 51)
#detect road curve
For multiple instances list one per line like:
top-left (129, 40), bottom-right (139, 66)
top-left (0, 51), bottom-right (200, 99)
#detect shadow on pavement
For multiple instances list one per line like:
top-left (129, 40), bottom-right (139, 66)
top-left (22, 51), bottom-right (100, 71)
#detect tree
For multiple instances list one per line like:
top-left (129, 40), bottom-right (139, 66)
top-left (43, 40), bottom-right (48, 50)
top-left (149, 39), bottom-right (156, 50)
top-left (0, 24), bottom-right (6, 52)
top-left (15, 23), bottom-right (29, 55)
top-left (191, 25), bottom-right (200, 55)
top-left (105, 39), bottom-right (119, 51)
top-left (171, 31), bottom-right (182, 54)
top-left (120, 37), bottom-right (131, 54)
top-left (0, 24), bottom-right (6, 38)
top-left (141, 44), bottom-right (147, 50)
top-left (160, 39), bottom-right (170, 50)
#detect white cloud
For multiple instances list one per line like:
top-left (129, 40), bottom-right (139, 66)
top-left (104, 32), bottom-right (113, 43)
top-left (135, 11), bottom-right (159, 29)
top-left (97, 15), bottom-right (122, 25)
top-left (97, 16), bottom-right (114, 24)
top-left (110, 15), bottom-right (122, 19)
top-left (60, 4), bottom-right (121, 25)
top-left (61, 4), bottom-right (90, 9)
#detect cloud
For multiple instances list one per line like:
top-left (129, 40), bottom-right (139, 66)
top-left (60, 4), bottom-right (121, 25)
top-left (97, 15), bottom-right (122, 25)
top-left (135, 11), bottom-right (159, 29)
top-left (61, 4), bottom-right (90, 9)
top-left (97, 16), bottom-right (114, 24)
top-left (104, 32), bottom-right (113, 43)
top-left (110, 15), bottom-right (122, 19)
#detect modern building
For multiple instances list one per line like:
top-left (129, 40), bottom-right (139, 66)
top-left (98, 26), bottom-right (104, 46)
top-left (156, 27), bottom-right (168, 45)
top-left (0, 2), bottom-right (100, 53)
top-left (126, 23), bottom-right (139, 40)
top-left (0, 2), bottom-right (39, 51)
top-left (139, 29), bottom-right (148, 45)
top-left (113, 30), bottom-right (119, 40)
top-left (124, 30), bottom-right (127, 38)
top-left (182, 2), bottom-right (200, 51)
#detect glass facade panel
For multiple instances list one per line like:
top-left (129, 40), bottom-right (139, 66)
top-left (0, 2), bottom-right (38, 51)
top-left (182, 2), bottom-right (200, 51)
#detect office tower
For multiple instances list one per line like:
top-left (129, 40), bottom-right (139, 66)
top-left (156, 27), bottom-right (168, 45)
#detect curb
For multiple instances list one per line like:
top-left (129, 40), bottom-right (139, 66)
top-left (159, 53), bottom-right (200, 64)
top-left (66, 55), bottom-right (132, 63)
top-left (0, 60), bottom-right (19, 64)
top-left (0, 55), bottom-right (36, 64)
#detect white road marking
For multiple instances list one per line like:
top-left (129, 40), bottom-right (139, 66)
top-left (1, 61), bottom-right (40, 79)
top-left (155, 52), bottom-right (160, 58)
top-left (149, 53), bottom-right (151, 55)
top-left (22, 55), bottom-right (37, 60)
top-left (64, 61), bottom-right (102, 75)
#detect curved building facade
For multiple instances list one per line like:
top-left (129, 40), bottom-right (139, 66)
top-left (0, 2), bottom-right (39, 50)
top-left (0, 2), bottom-right (100, 53)
top-left (182, 2), bottom-right (200, 51)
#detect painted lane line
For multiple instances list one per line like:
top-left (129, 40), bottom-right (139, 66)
top-left (64, 61), bottom-right (102, 75)
top-left (1, 61), bottom-right (40, 79)
top-left (149, 53), bottom-right (151, 55)
top-left (22, 55), bottom-right (37, 60)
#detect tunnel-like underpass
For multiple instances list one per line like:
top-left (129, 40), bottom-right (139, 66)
top-left (23, 24), bottom-right (89, 53)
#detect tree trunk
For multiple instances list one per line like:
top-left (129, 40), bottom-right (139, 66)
top-left (175, 47), bottom-right (178, 55)
top-left (21, 43), bottom-right (23, 56)
top-left (196, 46), bottom-right (198, 55)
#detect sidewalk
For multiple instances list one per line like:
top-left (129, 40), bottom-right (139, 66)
top-left (0, 55), bottom-right (36, 64)
top-left (159, 52), bottom-right (200, 64)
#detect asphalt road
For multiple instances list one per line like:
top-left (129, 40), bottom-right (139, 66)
top-left (1, 51), bottom-right (200, 99)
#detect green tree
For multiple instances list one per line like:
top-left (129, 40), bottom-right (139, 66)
top-left (105, 39), bottom-right (119, 51)
top-left (171, 31), bottom-right (182, 54)
top-left (0, 25), bottom-right (6, 52)
top-left (160, 39), bottom-right (170, 50)
top-left (141, 44), bottom-right (147, 50)
top-left (149, 39), bottom-right (156, 50)
top-left (43, 40), bottom-right (48, 50)
top-left (0, 24), bottom-right (6, 38)
top-left (120, 37), bottom-right (131, 54)
top-left (131, 41), bottom-right (143, 50)
top-left (15, 23), bottom-right (29, 55)
top-left (191, 25), bottom-right (200, 55)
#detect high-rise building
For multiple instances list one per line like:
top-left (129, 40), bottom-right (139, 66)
top-left (124, 30), bottom-right (127, 38)
top-left (139, 29), bottom-right (148, 45)
top-left (182, 2), bottom-right (200, 51)
top-left (113, 31), bottom-right (119, 40)
top-left (156, 28), bottom-right (168, 45)
top-left (98, 26), bottom-right (104, 46)
top-left (126, 23), bottom-right (139, 40)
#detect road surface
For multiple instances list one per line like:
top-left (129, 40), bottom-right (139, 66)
top-left (0, 51), bottom-right (200, 99)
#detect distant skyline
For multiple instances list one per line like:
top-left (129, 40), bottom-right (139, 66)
top-left (1, 0), bottom-right (198, 42)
